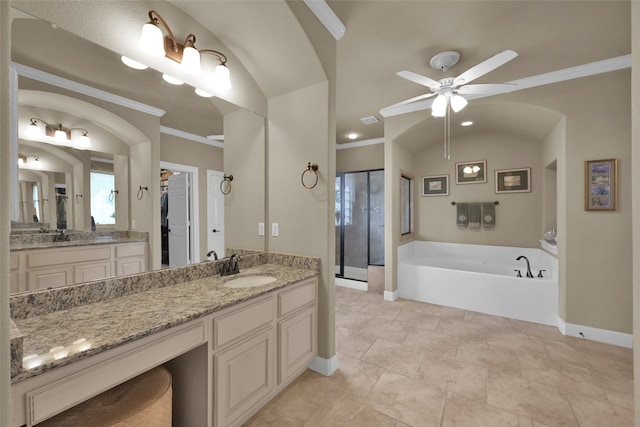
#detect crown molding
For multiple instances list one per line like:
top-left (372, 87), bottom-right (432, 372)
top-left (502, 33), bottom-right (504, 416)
top-left (160, 126), bottom-right (224, 149)
top-left (11, 62), bottom-right (166, 117)
top-left (336, 137), bottom-right (384, 150)
top-left (304, 0), bottom-right (345, 40)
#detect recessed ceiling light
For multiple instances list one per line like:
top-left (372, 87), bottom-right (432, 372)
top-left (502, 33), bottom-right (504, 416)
top-left (461, 121), bottom-right (474, 127)
top-left (162, 74), bottom-right (184, 85)
top-left (121, 56), bottom-right (148, 70)
top-left (348, 133), bottom-right (358, 140)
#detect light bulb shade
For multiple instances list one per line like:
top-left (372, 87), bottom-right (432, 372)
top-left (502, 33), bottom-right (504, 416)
top-left (54, 129), bottom-right (68, 142)
top-left (139, 22), bottom-right (165, 57)
top-left (162, 74), bottom-right (184, 85)
top-left (121, 56), bottom-right (148, 70)
top-left (212, 64), bottom-right (231, 90)
top-left (27, 121), bottom-right (41, 138)
top-left (431, 94), bottom-right (447, 117)
top-left (181, 46), bottom-right (202, 74)
top-left (77, 134), bottom-right (91, 148)
top-left (450, 94), bottom-right (468, 113)
top-left (195, 88), bottom-right (214, 98)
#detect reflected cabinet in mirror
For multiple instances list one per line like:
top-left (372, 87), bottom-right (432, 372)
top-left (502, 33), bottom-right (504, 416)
top-left (9, 7), bottom-right (267, 294)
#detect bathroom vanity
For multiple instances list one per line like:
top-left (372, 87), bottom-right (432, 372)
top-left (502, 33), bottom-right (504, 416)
top-left (10, 252), bottom-right (319, 427)
top-left (9, 231), bottom-right (148, 293)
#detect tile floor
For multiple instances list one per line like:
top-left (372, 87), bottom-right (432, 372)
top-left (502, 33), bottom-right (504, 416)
top-left (245, 286), bottom-right (634, 427)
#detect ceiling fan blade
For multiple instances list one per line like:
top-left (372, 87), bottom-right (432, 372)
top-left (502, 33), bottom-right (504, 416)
top-left (380, 97), bottom-right (435, 118)
top-left (383, 92), bottom-right (437, 110)
top-left (457, 83), bottom-right (517, 95)
top-left (453, 49), bottom-right (518, 86)
top-left (397, 70), bottom-right (441, 90)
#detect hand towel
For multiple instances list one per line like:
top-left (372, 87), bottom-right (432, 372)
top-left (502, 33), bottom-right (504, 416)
top-left (468, 203), bottom-right (481, 229)
top-left (482, 202), bottom-right (496, 228)
top-left (456, 203), bottom-right (468, 228)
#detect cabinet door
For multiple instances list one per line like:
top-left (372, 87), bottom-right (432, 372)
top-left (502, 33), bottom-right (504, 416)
top-left (278, 306), bottom-right (317, 385)
top-left (75, 261), bottom-right (112, 283)
top-left (214, 328), bottom-right (274, 427)
top-left (27, 266), bottom-right (73, 291)
top-left (116, 257), bottom-right (145, 276)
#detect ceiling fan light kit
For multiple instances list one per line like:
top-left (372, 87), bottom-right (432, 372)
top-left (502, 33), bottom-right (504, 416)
top-left (385, 49), bottom-right (520, 158)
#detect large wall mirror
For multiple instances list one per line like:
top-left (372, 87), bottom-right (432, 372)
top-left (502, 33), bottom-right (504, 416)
top-left (10, 7), bottom-right (267, 294)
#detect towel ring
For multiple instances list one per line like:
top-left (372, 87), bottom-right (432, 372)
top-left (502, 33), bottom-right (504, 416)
top-left (75, 194), bottom-right (83, 204)
top-left (108, 189), bottom-right (119, 203)
top-left (137, 186), bottom-right (149, 200)
top-left (301, 162), bottom-right (319, 189)
top-left (220, 174), bottom-right (233, 195)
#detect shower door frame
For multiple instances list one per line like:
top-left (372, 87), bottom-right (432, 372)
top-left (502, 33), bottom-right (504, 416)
top-left (335, 168), bottom-right (384, 281)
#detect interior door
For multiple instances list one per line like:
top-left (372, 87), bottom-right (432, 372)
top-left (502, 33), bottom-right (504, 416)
top-left (168, 173), bottom-right (190, 267)
top-left (207, 171), bottom-right (225, 259)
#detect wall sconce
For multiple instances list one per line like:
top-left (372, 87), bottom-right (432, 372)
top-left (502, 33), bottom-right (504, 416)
top-left (126, 10), bottom-right (231, 93)
top-left (27, 118), bottom-right (91, 148)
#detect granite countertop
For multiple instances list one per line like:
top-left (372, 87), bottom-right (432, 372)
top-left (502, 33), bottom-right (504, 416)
top-left (9, 231), bottom-right (148, 252)
top-left (11, 261), bottom-right (318, 384)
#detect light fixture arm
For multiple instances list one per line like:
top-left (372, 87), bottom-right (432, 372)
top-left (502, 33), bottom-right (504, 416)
top-left (148, 10), bottom-right (179, 53)
top-left (199, 49), bottom-right (228, 65)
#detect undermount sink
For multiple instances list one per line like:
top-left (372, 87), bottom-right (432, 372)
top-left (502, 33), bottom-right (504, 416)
top-left (223, 275), bottom-right (277, 289)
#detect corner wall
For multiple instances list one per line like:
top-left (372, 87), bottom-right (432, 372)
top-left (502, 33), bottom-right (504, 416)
top-left (267, 81), bottom-right (335, 361)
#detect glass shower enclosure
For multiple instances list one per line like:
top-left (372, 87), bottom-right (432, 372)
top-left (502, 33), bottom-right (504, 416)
top-left (335, 169), bottom-right (384, 281)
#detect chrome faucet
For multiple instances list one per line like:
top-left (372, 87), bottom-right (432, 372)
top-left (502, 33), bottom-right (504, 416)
top-left (516, 255), bottom-right (534, 278)
top-left (220, 254), bottom-right (241, 276)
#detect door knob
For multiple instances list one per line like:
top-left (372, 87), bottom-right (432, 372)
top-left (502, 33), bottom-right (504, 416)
top-left (212, 229), bottom-right (220, 233)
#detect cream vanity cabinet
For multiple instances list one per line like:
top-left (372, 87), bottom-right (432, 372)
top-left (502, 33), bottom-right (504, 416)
top-left (211, 277), bottom-right (318, 427)
top-left (10, 242), bottom-right (146, 293)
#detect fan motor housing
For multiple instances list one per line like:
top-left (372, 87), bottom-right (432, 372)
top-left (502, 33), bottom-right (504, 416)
top-left (430, 51), bottom-right (460, 72)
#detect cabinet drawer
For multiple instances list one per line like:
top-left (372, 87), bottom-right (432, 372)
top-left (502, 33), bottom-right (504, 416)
top-left (115, 243), bottom-right (145, 258)
top-left (213, 297), bottom-right (274, 349)
top-left (278, 278), bottom-right (316, 318)
top-left (27, 246), bottom-right (111, 268)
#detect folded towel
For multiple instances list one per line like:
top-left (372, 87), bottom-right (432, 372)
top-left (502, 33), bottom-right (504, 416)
top-left (482, 202), bottom-right (496, 228)
top-left (468, 203), bottom-right (481, 229)
top-left (456, 203), bottom-right (468, 228)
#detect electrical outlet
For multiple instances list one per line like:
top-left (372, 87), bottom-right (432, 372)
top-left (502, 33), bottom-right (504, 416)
top-left (272, 223), bottom-right (279, 237)
top-left (258, 222), bottom-right (265, 236)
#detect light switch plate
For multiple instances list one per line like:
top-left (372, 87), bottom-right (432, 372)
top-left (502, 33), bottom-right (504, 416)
top-left (258, 223), bottom-right (265, 236)
top-left (272, 223), bottom-right (279, 237)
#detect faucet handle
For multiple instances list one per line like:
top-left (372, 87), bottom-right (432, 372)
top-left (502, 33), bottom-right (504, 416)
top-left (514, 270), bottom-right (522, 278)
top-left (538, 270), bottom-right (546, 278)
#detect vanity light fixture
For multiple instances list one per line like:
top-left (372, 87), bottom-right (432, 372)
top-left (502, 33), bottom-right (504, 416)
top-left (195, 87), bottom-right (214, 98)
top-left (162, 74), bottom-right (184, 85)
top-left (17, 154), bottom-right (27, 166)
top-left (121, 56), bottom-right (148, 70)
top-left (28, 118), bottom-right (91, 148)
top-left (460, 120), bottom-right (474, 127)
top-left (137, 10), bottom-right (231, 90)
top-left (463, 165), bottom-right (481, 174)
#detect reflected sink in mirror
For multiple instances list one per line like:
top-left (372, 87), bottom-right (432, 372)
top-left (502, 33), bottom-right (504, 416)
top-left (223, 275), bottom-right (277, 289)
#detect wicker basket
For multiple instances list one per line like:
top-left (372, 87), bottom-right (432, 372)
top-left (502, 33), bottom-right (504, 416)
top-left (38, 366), bottom-right (172, 426)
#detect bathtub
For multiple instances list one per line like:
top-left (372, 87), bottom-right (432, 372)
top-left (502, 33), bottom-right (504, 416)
top-left (397, 241), bottom-right (558, 326)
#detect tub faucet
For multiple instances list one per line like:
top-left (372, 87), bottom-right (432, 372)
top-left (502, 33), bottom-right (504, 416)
top-left (516, 256), bottom-right (534, 278)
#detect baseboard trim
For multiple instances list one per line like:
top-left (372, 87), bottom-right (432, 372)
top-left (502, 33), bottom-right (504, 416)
top-left (308, 354), bottom-right (339, 376)
top-left (557, 316), bottom-right (632, 348)
top-left (335, 277), bottom-right (368, 291)
top-left (384, 289), bottom-right (398, 301)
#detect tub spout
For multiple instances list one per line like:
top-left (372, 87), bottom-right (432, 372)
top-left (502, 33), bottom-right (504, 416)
top-left (516, 256), bottom-right (534, 278)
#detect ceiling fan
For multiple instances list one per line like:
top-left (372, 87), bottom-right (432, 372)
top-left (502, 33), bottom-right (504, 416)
top-left (383, 49), bottom-right (519, 118)
top-left (380, 51), bottom-right (631, 119)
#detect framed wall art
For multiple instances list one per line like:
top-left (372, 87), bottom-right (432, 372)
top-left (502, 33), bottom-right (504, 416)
top-left (495, 167), bottom-right (531, 193)
top-left (421, 175), bottom-right (449, 196)
top-left (585, 158), bottom-right (617, 211)
top-left (455, 160), bottom-right (487, 184)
